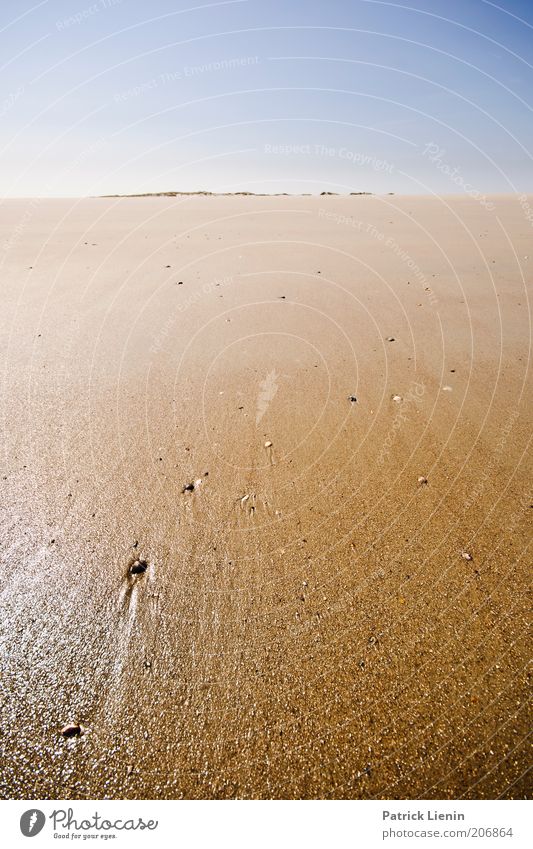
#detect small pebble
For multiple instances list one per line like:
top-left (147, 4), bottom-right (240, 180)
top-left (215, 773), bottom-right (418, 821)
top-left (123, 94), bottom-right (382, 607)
top-left (461, 551), bottom-right (473, 561)
top-left (61, 723), bottom-right (82, 738)
top-left (348, 395), bottom-right (357, 403)
top-left (417, 476), bottom-right (428, 485)
top-left (130, 559), bottom-right (148, 575)
top-left (182, 473), bottom-right (208, 493)
top-left (386, 336), bottom-right (395, 342)
top-left (264, 440), bottom-right (272, 448)
top-left (392, 394), bottom-right (402, 402)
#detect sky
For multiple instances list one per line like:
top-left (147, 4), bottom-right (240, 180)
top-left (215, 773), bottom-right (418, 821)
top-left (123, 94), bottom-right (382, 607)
top-left (1, 0), bottom-right (532, 196)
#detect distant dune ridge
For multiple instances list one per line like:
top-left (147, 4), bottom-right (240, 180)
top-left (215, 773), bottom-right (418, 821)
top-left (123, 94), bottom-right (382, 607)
top-left (99, 190), bottom-right (376, 197)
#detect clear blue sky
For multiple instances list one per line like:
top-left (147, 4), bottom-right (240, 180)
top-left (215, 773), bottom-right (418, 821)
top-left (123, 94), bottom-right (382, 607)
top-left (1, 0), bottom-right (532, 196)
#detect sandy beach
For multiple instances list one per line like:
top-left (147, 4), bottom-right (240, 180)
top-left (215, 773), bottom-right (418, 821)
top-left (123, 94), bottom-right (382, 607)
top-left (0, 193), bottom-right (530, 800)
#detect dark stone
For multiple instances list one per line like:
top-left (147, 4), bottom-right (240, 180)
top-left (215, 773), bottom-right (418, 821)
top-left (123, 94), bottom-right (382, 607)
top-left (130, 559), bottom-right (148, 575)
top-left (61, 723), bottom-right (82, 738)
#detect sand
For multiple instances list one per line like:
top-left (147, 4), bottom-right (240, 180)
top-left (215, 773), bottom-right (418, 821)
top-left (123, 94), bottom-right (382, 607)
top-left (0, 194), bottom-right (530, 800)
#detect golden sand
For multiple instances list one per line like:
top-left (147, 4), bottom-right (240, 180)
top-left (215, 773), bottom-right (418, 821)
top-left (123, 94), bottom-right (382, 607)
top-left (0, 194), bottom-right (530, 799)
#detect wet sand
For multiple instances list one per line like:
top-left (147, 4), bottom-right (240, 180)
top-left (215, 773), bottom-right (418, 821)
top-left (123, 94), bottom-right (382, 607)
top-left (0, 194), bottom-right (531, 799)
